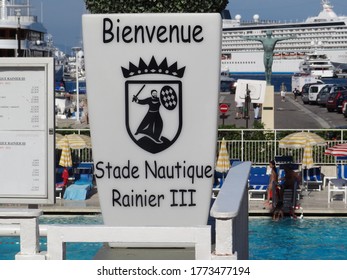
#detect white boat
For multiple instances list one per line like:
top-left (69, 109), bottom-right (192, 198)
top-left (299, 52), bottom-right (335, 78)
top-left (0, 0), bottom-right (53, 57)
top-left (221, 0), bottom-right (347, 75)
top-left (63, 48), bottom-right (86, 82)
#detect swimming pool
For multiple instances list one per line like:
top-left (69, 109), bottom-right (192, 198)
top-left (1, 216), bottom-right (347, 260)
top-left (249, 217), bottom-right (347, 260)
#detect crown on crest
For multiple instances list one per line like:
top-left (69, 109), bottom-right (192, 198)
top-left (122, 56), bottom-right (186, 78)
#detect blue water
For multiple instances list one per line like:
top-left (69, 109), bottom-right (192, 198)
top-left (232, 74), bottom-right (347, 92)
top-left (1, 216), bottom-right (347, 260)
top-left (249, 217), bottom-right (347, 260)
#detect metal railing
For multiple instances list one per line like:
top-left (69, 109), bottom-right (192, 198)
top-left (218, 128), bottom-right (347, 165)
top-left (56, 128), bottom-right (93, 163)
top-left (56, 128), bottom-right (347, 166)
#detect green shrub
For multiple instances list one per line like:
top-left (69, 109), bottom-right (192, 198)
top-left (84, 0), bottom-right (229, 13)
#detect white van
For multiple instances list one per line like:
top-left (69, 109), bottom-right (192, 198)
top-left (308, 84), bottom-right (327, 104)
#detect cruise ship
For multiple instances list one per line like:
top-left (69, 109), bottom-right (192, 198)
top-left (0, 0), bottom-right (53, 57)
top-left (221, 0), bottom-right (347, 75)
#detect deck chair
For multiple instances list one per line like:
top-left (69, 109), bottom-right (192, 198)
top-left (212, 171), bottom-right (227, 198)
top-left (337, 164), bottom-right (347, 180)
top-left (74, 174), bottom-right (93, 185)
top-left (282, 181), bottom-right (303, 219)
top-left (323, 162), bottom-right (347, 190)
top-left (248, 167), bottom-right (269, 200)
top-left (302, 166), bottom-right (323, 191)
top-left (275, 155), bottom-right (293, 164)
top-left (63, 174), bottom-right (94, 200)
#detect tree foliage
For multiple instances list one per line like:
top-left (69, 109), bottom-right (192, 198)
top-left (84, 0), bottom-right (229, 14)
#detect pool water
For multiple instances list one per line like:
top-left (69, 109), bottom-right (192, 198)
top-left (249, 217), bottom-right (347, 260)
top-left (1, 216), bottom-right (347, 260)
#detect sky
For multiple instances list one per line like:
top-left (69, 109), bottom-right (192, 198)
top-left (28, 0), bottom-right (347, 54)
top-left (30, 0), bottom-right (87, 54)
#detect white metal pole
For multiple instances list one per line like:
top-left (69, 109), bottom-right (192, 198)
top-left (76, 52), bottom-right (80, 122)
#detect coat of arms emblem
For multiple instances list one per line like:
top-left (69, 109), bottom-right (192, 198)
top-left (122, 57), bottom-right (185, 154)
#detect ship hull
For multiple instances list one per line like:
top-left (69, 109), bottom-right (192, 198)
top-left (221, 49), bottom-right (347, 75)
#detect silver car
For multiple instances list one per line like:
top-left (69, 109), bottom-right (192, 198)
top-left (317, 84), bottom-right (335, 106)
top-left (301, 91), bottom-right (309, 104)
top-left (317, 84), bottom-right (347, 106)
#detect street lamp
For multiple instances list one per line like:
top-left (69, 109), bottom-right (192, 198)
top-left (15, 9), bottom-right (21, 57)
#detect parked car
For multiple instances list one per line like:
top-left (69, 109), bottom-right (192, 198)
top-left (301, 90), bottom-right (309, 104)
top-left (326, 89), bottom-right (347, 112)
top-left (342, 100), bottom-right (347, 117)
top-left (301, 82), bottom-right (323, 104)
top-left (308, 84), bottom-right (327, 104)
top-left (336, 91), bottom-right (347, 113)
top-left (317, 84), bottom-right (347, 106)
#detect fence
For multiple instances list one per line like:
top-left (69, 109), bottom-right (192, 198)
top-left (56, 128), bottom-right (347, 166)
top-left (218, 128), bottom-right (347, 166)
top-left (56, 128), bottom-right (93, 163)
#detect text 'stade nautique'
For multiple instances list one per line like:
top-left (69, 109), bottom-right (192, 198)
top-left (95, 160), bottom-right (213, 209)
top-left (95, 160), bottom-right (213, 183)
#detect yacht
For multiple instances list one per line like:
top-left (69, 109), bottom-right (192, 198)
top-left (299, 52), bottom-right (335, 78)
top-left (0, 0), bottom-right (53, 57)
top-left (221, 0), bottom-right (347, 75)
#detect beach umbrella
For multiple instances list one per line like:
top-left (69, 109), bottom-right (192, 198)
top-left (324, 143), bottom-right (347, 157)
top-left (325, 143), bottom-right (347, 179)
top-left (279, 132), bottom-right (326, 168)
top-left (56, 133), bottom-right (92, 149)
top-left (215, 137), bottom-right (231, 173)
top-left (58, 136), bottom-right (73, 167)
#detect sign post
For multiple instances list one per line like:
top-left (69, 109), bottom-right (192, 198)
top-left (219, 103), bottom-right (229, 126)
top-left (83, 14), bottom-right (221, 227)
top-left (235, 79), bottom-right (267, 128)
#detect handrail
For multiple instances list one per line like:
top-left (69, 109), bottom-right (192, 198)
top-left (211, 162), bottom-right (251, 218)
top-left (210, 162), bottom-right (251, 260)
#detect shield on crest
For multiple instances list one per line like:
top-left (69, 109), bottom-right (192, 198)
top-left (125, 80), bottom-right (182, 154)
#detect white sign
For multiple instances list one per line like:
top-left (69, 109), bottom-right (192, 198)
top-left (0, 58), bottom-right (55, 204)
top-left (83, 14), bottom-right (221, 226)
top-left (235, 79), bottom-right (267, 104)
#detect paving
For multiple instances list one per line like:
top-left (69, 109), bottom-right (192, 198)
top-left (219, 91), bottom-right (347, 129)
top-left (1, 182), bottom-right (346, 217)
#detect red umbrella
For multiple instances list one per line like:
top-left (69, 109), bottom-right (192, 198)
top-left (325, 143), bottom-right (347, 157)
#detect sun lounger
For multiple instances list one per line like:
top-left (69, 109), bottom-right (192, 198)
top-left (212, 171), bottom-right (227, 198)
top-left (327, 178), bottom-right (347, 203)
top-left (63, 184), bottom-right (93, 200)
top-left (302, 166), bottom-right (323, 191)
top-left (63, 174), bottom-right (93, 200)
top-left (323, 163), bottom-right (347, 191)
top-left (248, 171), bottom-right (269, 201)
